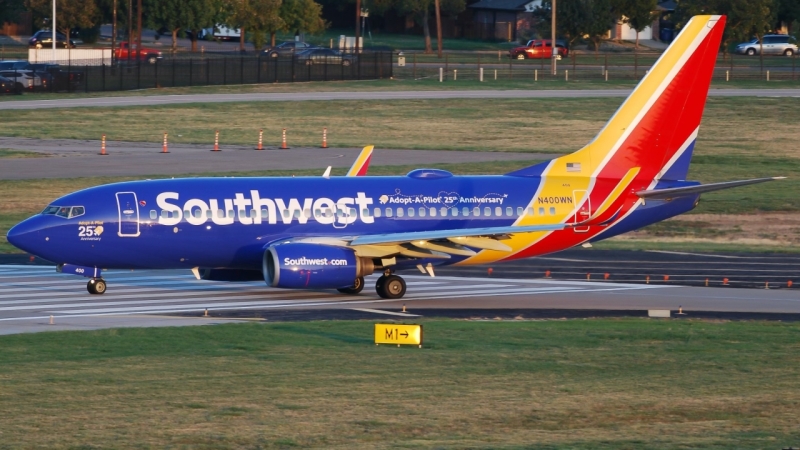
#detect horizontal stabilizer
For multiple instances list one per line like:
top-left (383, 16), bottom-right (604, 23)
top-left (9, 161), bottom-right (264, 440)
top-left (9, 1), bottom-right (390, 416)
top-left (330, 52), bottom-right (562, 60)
top-left (636, 177), bottom-right (785, 200)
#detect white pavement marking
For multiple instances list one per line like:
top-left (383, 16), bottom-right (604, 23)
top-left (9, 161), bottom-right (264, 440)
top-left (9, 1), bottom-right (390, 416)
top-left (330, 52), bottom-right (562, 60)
top-left (0, 266), bottom-right (675, 322)
top-left (350, 308), bottom-right (421, 317)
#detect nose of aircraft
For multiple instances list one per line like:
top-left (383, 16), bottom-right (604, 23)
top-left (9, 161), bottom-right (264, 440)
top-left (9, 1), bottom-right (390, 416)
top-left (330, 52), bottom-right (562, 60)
top-left (6, 217), bottom-right (40, 253)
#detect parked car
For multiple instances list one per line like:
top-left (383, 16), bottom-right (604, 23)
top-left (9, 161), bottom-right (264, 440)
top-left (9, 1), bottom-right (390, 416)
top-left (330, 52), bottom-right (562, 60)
top-left (194, 25), bottom-right (241, 41)
top-left (509, 39), bottom-right (568, 60)
top-left (0, 70), bottom-right (45, 91)
top-left (0, 60), bottom-right (31, 70)
top-left (262, 41), bottom-right (316, 58)
top-left (29, 30), bottom-right (76, 49)
top-left (0, 75), bottom-right (23, 94)
top-left (28, 63), bottom-right (83, 91)
top-left (115, 41), bottom-right (163, 64)
top-left (295, 48), bottom-right (357, 66)
top-left (735, 35), bottom-right (797, 56)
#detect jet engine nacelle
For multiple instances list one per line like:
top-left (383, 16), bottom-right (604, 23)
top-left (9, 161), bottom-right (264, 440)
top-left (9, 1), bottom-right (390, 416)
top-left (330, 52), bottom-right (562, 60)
top-left (263, 243), bottom-right (374, 289)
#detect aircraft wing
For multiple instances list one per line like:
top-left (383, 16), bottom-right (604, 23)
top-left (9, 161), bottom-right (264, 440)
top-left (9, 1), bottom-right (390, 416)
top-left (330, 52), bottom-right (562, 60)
top-left (636, 177), bottom-right (785, 200)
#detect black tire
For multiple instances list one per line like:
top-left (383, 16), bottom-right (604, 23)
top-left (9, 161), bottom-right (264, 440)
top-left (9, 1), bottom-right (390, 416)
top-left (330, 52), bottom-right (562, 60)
top-left (305, 59), bottom-right (313, 66)
top-left (746, 48), bottom-right (756, 56)
top-left (377, 275), bottom-right (406, 299)
top-left (147, 56), bottom-right (158, 64)
top-left (270, 52), bottom-right (279, 58)
top-left (342, 59), bottom-right (352, 67)
top-left (784, 49), bottom-right (794, 57)
top-left (337, 276), bottom-right (365, 294)
top-left (516, 53), bottom-right (525, 60)
top-left (35, 43), bottom-right (42, 49)
top-left (87, 278), bottom-right (107, 295)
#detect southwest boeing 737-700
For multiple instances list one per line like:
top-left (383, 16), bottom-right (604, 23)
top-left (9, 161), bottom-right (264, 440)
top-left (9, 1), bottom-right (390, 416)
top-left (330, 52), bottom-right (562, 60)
top-left (6, 15), bottom-right (784, 298)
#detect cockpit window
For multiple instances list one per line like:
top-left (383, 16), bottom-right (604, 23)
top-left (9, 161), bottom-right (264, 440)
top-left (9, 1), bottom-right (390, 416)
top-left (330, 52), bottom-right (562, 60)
top-left (70, 206), bottom-right (85, 218)
top-left (43, 205), bottom-right (85, 218)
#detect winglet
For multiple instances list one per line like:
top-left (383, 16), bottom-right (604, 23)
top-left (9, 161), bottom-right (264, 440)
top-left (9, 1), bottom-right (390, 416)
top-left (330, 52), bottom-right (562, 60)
top-left (322, 166), bottom-right (332, 179)
top-left (347, 145), bottom-right (374, 177)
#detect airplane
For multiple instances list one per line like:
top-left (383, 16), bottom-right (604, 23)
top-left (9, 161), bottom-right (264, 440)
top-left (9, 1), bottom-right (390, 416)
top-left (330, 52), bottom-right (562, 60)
top-left (6, 15), bottom-right (784, 298)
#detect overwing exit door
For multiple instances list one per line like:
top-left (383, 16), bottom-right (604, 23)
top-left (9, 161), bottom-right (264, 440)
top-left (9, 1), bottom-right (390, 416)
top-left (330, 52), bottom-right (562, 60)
top-left (572, 190), bottom-right (590, 233)
top-left (116, 192), bottom-right (141, 237)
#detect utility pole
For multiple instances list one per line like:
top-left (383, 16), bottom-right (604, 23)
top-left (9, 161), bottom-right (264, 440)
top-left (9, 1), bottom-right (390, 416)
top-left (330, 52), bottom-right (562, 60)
top-left (435, 0), bottom-right (443, 58)
top-left (112, 0), bottom-right (117, 63)
top-left (551, 0), bottom-right (557, 75)
top-left (355, 0), bottom-right (361, 53)
top-left (51, 0), bottom-right (56, 62)
top-left (127, 0), bottom-right (132, 63)
top-left (136, 0), bottom-right (143, 58)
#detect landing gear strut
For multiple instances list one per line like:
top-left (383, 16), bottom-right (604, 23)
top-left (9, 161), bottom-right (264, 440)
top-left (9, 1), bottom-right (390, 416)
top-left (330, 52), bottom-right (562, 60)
top-left (87, 278), bottom-right (107, 295)
top-left (375, 273), bottom-right (406, 299)
top-left (337, 276), bottom-right (365, 294)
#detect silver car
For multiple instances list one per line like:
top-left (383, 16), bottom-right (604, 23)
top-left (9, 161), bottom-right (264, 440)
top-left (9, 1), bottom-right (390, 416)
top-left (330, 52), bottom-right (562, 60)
top-left (735, 35), bottom-right (797, 56)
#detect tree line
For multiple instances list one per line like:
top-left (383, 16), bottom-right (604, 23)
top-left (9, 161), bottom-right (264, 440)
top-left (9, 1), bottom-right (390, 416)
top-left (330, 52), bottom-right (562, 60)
top-left (5, 0), bottom-right (800, 53)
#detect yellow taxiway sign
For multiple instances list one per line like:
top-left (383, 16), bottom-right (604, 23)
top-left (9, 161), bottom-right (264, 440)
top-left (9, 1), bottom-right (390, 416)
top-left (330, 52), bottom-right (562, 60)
top-left (374, 324), bottom-right (423, 347)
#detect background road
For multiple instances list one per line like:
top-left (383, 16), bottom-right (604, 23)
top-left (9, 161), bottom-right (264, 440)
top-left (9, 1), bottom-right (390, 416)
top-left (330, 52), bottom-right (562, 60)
top-left (1, 88), bottom-right (799, 110)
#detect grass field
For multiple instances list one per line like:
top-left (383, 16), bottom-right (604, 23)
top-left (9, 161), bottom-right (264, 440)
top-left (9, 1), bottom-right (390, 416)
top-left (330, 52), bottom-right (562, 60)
top-left (1, 319), bottom-right (799, 449)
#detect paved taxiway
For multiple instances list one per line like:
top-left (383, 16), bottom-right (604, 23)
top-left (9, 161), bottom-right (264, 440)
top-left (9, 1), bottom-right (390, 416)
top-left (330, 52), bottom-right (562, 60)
top-left (1, 88), bottom-right (799, 110)
top-left (0, 264), bottom-right (797, 335)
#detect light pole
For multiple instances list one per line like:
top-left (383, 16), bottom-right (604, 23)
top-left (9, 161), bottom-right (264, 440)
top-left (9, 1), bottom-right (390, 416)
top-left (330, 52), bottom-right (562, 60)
top-left (51, 0), bottom-right (56, 62)
top-left (551, 0), bottom-right (557, 75)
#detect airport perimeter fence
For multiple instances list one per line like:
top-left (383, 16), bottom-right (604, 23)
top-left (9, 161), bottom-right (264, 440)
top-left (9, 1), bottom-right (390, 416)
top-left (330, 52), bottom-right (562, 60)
top-left (27, 51), bottom-right (394, 93)
top-left (394, 51), bottom-right (800, 83)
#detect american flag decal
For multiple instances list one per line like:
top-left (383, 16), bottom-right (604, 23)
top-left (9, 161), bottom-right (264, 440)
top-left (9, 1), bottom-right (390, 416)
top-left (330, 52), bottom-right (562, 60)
top-left (566, 162), bottom-right (581, 172)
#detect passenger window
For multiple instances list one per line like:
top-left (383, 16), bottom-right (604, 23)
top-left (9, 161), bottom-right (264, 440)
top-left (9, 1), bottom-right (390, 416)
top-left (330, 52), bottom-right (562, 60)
top-left (261, 209), bottom-right (269, 219)
top-left (206, 210), bottom-right (213, 219)
top-left (506, 207), bottom-right (513, 216)
top-left (70, 206), bottom-right (85, 218)
top-left (473, 207), bottom-right (480, 216)
top-left (419, 207), bottom-right (426, 217)
top-left (539, 207), bottom-right (545, 216)
top-left (440, 207), bottom-right (447, 216)
top-left (161, 210), bottom-right (169, 218)
top-left (495, 207), bottom-right (502, 216)
top-left (484, 207), bottom-right (491, 216)
top-left (228, 210), bottom-right (234, 218)
top-left (550, 207), bottom-right (556, 215)
top-left (283, 210), bottom-right (290, 219)
top-left (194, 209), bottom-right (202, 219)
top-left (451, 208), bottom-right (458, 217)
top-left (430, 207), bottom-right (436, 217)
top-left (350, 208), bottom-right (357, 217)
top-left (528, 207), bottom-right (534, 216)
top-left (362, 208), bottom-right (370, 217)
top-left (184, 210), bottom-right (191, 218)
top-left (397, 208), bottom-right (404, 218)
top-left (408, 208), bottom-right (415, 217)
top-left (374, 207), bottom-right (382, 218)
top-left (517, 207), bottom-right (523, 216)
top-left (292, 210), bottom-right (300, 219)
top-left (150, 210), bottom-right (157, 220)
top-left (462, 207), bottom-right (469, 216)
top-left (239, 210), bottom-right (246, 218)
top-left (386, 208), bottom-right (393, 217)
top-left (304, 209), bottom-right (311, 218)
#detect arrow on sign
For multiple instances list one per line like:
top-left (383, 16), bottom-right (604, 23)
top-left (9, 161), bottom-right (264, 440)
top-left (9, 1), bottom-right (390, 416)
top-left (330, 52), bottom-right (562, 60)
top-left (400, 331), bottom-right (409, 338)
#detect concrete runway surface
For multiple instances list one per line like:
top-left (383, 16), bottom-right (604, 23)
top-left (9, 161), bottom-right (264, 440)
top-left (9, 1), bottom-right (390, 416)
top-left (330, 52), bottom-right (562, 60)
top-left (0, 137), bottom-right (548, 179)
top-left (0, 262), bottom-right (796, 335)
top-left (1, 88), bottom-right (799, 110)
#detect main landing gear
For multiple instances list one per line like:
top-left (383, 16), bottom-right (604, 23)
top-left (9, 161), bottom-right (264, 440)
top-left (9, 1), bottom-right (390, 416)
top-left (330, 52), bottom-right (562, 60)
top-left (337, 276), bottom-right (365, 295)
top-left (375, 271), bottom-right (406, 299)
top-left (87, 278), bottom-right (107, 295)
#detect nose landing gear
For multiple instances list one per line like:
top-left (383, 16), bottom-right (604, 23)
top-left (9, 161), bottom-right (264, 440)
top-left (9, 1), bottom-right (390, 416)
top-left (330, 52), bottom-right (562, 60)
top-left (87, 278), bottom-right (107, 295)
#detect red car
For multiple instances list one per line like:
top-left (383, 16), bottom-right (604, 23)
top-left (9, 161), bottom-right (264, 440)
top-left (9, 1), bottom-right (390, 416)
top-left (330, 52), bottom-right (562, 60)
top-left (115, 42), bottom-right (163, 64)
top-left (509, 39), bottom-right (568, 60)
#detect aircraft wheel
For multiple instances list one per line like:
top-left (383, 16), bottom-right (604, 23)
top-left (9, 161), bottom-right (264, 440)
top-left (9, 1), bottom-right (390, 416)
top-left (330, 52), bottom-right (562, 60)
top-left (87, 278), bottom-right (107, 295)
top-left (377, 274), bottom-right (406, 299)
top-left (337, 276), bottom-right (365, 294)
